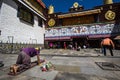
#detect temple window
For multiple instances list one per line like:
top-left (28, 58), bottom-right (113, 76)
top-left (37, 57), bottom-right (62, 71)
top-left (18, 7), bottom-right (34, 24)
top-left (38, 18), bottom-right (42, 27)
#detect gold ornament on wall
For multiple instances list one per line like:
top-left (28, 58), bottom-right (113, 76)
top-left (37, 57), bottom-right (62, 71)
top-left (48, 18), bottom-right (55, 27)
top-left (105, 10), bottom-right (116, 20)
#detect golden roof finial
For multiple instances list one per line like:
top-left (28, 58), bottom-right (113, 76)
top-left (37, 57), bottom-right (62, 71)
top-left (104, 0), bottom-right (113, 4)
top-left (48, 5), bottom-right (54, 14)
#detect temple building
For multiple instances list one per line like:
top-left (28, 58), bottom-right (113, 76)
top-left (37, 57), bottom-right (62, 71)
top-left (0, 0), bottom-right (47, 48)
top-left (45, 0), bottom-right (120, 49)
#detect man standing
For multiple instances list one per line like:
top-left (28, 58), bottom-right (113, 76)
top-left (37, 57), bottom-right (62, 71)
top-left (64, 42), bottom-right (67, 49)
top-left (101, 37), bottom-right (115, 56)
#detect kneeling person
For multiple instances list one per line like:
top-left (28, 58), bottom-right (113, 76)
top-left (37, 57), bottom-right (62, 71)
top-left (10, 47), bottom-right (40, 74)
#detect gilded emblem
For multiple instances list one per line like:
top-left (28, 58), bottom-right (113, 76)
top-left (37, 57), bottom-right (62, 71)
top-left (105, 10), bottom-right (116, 20)
top-left (73, 2), bottom-right (79, 8)
top-left (48, 18), bottom-right (55, 27)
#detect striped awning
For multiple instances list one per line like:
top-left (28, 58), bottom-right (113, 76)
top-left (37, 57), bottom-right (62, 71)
top-left (88, 34), bottom-right (111, 39)
top-left (45, 36), bottom-right (71, 41)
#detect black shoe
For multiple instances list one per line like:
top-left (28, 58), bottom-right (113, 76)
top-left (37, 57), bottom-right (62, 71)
top-left (0, 63), bottom-right (4, 67)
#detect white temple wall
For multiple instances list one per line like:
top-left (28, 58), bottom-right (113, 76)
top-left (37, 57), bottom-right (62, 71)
top-left (0, 0), bottom-right (45, 44)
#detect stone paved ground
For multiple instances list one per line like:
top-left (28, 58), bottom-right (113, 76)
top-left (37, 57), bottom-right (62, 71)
top-left (54, 72), bottom-right (120, 80)
top-left (0, 48), bottom-right (120, 80)
top-left (40, 48), bottom-right (120, 57)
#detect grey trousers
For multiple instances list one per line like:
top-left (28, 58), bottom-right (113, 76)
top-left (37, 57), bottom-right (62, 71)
top-left (16, 51), bottom-right (31, 66)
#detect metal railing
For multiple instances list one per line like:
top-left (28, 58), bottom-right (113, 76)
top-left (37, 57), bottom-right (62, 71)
top-left (0, 41), bottom-right (40, 54)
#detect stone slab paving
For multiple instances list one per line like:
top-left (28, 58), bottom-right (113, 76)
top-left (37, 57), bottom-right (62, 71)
top-left (54, 72), bottom-right (120, 80)
top-left (21, 66), bottom-right (58, 80)
top-left (0, 49), bottom-right (120, 80)
top-left (49, 56), bottom-right (120, 80)
top-left (40, 49), bottom-right (120, 57)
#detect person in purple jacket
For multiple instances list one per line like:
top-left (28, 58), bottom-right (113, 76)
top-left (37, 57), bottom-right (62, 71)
top-left (10, 47), bottom-right (41, 74)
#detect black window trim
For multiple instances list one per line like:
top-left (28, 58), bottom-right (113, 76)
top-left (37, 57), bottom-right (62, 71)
top-left (18, 6), bottom-right (34, 25)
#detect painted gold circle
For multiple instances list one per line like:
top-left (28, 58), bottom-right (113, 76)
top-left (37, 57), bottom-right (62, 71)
top-left (48, 18), bottom-right (55, 27)
top-left (105, 10), bottom-right (116, 20)
top-left (73, 2), bottom-right (79, 8)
